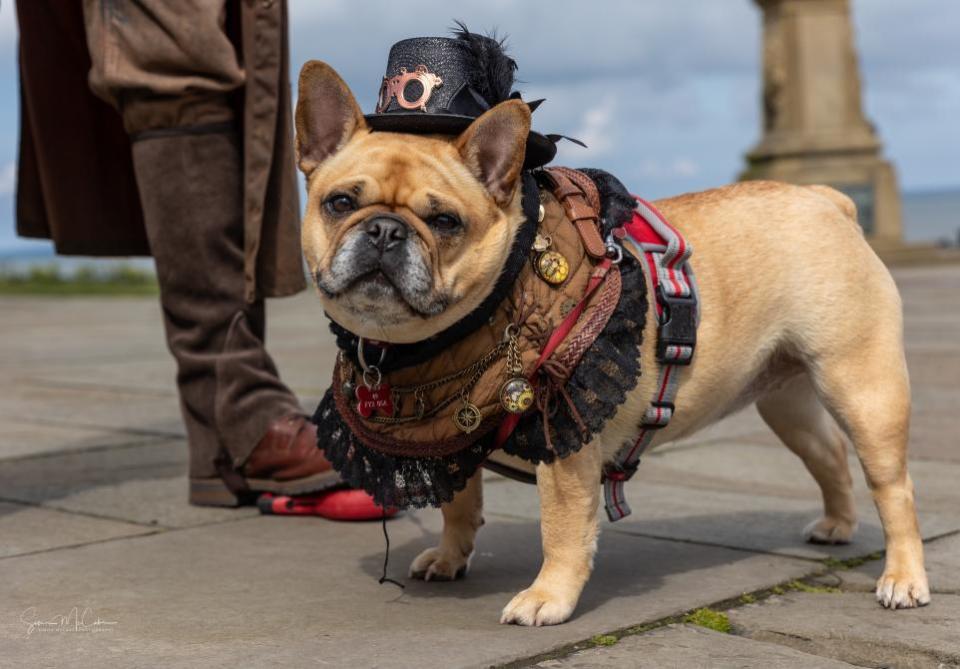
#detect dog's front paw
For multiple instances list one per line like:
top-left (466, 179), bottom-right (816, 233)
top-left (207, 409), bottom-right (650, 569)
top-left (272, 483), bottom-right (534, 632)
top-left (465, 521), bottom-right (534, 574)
top-left (804, 516), bottom-right (857, 544)
top-left (500, 587), bottom-right (577, 626)
top-left (876, 569), bottom-right (931, 609)
top-left (409, 546), bottom-right (470, 582)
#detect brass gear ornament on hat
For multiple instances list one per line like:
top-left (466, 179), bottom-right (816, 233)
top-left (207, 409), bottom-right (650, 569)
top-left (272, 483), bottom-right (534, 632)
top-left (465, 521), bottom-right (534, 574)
top-left (364, 24), bottom-right (565, 169)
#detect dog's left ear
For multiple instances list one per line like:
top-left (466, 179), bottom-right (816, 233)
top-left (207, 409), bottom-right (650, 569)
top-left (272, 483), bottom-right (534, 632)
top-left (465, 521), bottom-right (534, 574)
top-left (295, 60), bottom-right (367, 176)
top-left (455, 100), bottom-right (531, 207)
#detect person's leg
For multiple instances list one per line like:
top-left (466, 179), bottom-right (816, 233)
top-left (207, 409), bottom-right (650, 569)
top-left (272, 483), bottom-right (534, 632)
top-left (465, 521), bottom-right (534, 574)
top-left (80, 0), bottom-right (336, 503)
top-left (129, 129), bottom-right (302, 481)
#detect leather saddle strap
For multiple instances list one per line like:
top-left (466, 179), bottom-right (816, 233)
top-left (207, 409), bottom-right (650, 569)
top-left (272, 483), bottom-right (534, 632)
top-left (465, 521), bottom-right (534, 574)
top-left (546, 167), bottom-right (607, 259)
top-left (551, 166), bottom-right (601, 211)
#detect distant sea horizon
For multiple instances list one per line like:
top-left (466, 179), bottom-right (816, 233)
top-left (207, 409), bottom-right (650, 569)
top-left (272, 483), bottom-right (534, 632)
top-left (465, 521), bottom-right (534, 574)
top-left (1, 186), bottom-right (957, 272)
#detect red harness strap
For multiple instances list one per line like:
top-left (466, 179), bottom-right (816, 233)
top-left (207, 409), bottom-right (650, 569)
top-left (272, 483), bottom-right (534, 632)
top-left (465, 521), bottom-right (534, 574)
top-left (495, 256), bottom-right (615, 447)
top-left (602, 197), bottom-right (698, 521)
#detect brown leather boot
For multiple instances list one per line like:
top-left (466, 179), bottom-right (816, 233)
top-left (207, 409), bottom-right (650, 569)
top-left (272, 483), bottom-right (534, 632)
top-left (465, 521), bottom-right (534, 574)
top-left (189, 415), bottom-right (343, 506)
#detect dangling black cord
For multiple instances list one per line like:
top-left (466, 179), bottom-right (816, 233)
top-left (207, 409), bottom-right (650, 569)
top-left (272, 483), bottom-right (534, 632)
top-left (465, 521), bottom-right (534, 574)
top-left (378, 508), bottom-right (405, 589)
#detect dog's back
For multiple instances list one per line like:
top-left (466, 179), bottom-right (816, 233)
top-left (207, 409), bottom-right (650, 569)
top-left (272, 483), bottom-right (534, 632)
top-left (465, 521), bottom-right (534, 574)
top-left (614, 179), bottom-right (903, 446)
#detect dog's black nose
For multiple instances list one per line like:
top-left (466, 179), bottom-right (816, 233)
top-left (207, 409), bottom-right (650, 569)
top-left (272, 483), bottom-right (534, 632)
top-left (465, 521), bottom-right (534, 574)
top-left (363, 215), bottom-right (408, 253)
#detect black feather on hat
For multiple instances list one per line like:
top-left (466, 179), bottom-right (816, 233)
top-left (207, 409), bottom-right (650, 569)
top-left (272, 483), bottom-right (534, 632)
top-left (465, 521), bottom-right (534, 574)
top-left (364, 22), bottom-right (558, 168)
top-left (450, 21), bottom-right (517, 108)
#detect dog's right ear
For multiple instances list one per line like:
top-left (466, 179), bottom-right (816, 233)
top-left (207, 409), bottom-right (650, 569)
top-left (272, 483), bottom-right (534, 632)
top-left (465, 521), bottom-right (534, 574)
top-left (295, 61), bottom-right (367, 176)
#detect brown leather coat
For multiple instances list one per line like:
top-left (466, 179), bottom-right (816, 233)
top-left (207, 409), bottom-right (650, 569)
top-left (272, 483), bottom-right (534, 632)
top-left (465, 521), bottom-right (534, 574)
top-left (15, 0), bottom-right (305, 301)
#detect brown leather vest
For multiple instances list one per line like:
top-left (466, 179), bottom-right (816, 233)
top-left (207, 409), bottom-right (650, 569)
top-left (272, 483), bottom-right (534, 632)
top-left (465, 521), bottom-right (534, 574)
top-left (330, 168), bottom-right (622, 457)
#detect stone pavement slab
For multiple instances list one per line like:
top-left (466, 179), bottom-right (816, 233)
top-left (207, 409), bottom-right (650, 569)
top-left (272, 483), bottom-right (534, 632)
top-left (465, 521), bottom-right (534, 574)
top-left (0, 441), bottom-right (257, 529)
top-left (0, 511), bottom-right (815, 668)
top-left (485, 476), bottom-right (887, 560)
top-left (0, 297), bottom-right (169, 370)
top-left (0, 262), bottom-right (955, 667)
top-left (484, 438), bottom-right (960, 561)
top-left (637, 440), bottom-right (960, 521)
top-left (0, 382), bottom-right (184, 441)
top-left (728, 592), bottom-right (960, 668)
top-left (0, 501), bottom-right (155, 558)
top-left (0, 417), bottom-right (168, 460)
top-left (532, 624), bottom-right (859, 668)
top-left (832, 532), bottom-right (960, 596)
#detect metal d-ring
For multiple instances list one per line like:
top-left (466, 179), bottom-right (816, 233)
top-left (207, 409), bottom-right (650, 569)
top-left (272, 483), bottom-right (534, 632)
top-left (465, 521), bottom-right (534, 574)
top-left (362, 366), bottom-right (382, 390)
top-left (357, 337), bottom-right (387, 388)
top-left (605, 233), bottom-right (623, 264)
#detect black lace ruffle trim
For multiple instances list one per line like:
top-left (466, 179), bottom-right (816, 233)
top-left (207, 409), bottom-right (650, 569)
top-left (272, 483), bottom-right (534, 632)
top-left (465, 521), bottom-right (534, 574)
top-left (312, 169), bottom-right (647, 509)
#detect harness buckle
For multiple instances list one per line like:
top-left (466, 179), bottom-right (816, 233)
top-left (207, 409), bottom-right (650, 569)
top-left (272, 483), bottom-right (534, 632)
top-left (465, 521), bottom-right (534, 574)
top-left (655, 287), bottom-right (697, 365)
top-left (602, 459), bottom-right (640, 482)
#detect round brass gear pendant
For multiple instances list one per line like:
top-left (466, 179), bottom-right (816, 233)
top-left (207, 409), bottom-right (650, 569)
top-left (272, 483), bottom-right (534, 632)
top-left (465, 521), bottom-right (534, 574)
top-left (535, 250), bottom-right (570, 285)
top-left (453, 402), bottom-right (482, 433)
top-left (500, 377), bottom-right (535, 414)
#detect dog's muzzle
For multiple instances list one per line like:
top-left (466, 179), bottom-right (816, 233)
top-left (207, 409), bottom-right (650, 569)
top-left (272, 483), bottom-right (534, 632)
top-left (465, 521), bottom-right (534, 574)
top-left (362, 214), bottom-right (409, 256)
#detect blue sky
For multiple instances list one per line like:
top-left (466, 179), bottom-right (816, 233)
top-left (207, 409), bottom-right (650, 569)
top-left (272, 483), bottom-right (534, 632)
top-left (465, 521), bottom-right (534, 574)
top-left (1, 0), bottom-right (958, 253)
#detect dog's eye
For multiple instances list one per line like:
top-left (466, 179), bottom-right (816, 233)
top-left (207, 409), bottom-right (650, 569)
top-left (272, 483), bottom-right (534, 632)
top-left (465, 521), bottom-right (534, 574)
top-left (325, 194), bottom-right (357, 215)
top-left (428, 213), bottom-right (462, 233)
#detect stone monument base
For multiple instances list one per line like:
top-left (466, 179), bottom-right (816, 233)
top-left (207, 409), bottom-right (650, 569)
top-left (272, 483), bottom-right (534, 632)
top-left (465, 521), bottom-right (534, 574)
top-left (741, 148), bottom-right (903, 244)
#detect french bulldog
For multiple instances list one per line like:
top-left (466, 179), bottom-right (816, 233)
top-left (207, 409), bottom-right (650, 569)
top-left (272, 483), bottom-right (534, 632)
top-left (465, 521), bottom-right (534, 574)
top-left (295, 60), bottom-right (929, 626)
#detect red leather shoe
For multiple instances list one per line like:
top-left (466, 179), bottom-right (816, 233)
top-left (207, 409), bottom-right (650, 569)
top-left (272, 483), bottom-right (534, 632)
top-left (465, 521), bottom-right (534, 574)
top-left (258, 491), bottom-right (398, 521)
top-left (190, 414), bottom-right (343, 507)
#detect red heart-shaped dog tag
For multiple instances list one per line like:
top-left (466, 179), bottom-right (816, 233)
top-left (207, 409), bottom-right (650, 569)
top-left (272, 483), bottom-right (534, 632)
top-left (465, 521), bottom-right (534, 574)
top-left (355, 384), bottom-right (393, 418)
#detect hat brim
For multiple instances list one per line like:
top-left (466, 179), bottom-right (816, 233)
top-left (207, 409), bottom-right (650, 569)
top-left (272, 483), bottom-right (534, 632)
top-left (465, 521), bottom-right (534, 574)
top-left (364, 113), bottom-right (556, 169)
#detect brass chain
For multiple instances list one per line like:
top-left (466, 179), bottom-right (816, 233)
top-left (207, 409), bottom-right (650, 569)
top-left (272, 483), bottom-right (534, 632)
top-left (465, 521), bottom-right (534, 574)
top-left (350, 340), bottom-right (509, 425)
top-left (504, 324), bottom-right (523, 377)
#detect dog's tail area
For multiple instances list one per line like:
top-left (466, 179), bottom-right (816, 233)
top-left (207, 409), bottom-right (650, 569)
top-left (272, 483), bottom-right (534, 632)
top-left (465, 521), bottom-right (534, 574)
top-left (806, 185), bottom-right (861, 234)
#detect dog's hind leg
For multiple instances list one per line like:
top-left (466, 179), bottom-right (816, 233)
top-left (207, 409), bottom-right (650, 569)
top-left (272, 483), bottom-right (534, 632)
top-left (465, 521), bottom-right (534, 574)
top-left (756, 373), bottom-right (858, 544)
top-left (500, 439), bottom-right (601, 626)
top-left (409, 470), bottom-right (483, 581)
top-left (811, 328), bottom-right (929, 609)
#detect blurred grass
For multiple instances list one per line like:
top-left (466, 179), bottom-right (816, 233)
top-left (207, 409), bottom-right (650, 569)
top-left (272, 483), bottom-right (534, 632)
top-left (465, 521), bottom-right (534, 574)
top-left (0, 264), bottom-right (158, 296)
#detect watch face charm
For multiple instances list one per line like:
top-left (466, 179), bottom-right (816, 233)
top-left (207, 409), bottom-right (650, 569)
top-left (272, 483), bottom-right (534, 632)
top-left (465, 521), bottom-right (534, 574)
top-left (499, 324), bottom-right (534, 415)
top-left (531, 231), bottom-right (569, 286)
top-left (500, 376), bottom-right (535, 414)
top-left (535, 251), bottom-right (570, 285)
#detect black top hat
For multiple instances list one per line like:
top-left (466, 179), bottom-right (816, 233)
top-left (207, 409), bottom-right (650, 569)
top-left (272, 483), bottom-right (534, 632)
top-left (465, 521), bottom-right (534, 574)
top-left (365, 25), bottom-right (557, 169)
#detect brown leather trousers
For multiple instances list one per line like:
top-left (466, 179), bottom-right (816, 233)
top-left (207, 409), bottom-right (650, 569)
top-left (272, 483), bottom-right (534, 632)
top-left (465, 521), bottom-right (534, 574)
top-left (81, 1), bottom-right (302, 477)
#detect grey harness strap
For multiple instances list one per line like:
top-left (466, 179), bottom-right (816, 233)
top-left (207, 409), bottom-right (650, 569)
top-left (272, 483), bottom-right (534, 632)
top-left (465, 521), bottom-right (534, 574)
top-left (602, 197), bottom-right (700, 522)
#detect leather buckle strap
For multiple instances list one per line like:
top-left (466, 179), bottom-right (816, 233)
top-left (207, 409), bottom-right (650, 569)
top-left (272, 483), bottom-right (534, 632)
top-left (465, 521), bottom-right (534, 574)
top-left (545, 167), bottom-right (606, 258)
top-left (550, 166), bottom-right (601, 212)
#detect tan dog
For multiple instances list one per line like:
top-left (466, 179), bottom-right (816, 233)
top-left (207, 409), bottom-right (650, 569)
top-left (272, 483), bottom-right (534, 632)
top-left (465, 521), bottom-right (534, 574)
top-left (295, 61), bottom-right (929, 626)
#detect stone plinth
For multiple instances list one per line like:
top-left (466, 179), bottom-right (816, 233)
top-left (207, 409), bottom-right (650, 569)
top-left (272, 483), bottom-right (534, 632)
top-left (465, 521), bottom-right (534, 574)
top-left (741, 0), bottom-right (902, 242)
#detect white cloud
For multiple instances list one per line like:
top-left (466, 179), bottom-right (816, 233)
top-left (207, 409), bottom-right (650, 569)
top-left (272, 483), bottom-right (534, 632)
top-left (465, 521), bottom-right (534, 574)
top-left (672, 158), bottom-right (700, 178)
top-left (0, 161), bottom-right (15, 196)
top-left (0, 3), bottom-right (16, 50)
top-left (556, 94), bottom-right (617, 161)
top-left (637, 158), bottom-right (701, 179)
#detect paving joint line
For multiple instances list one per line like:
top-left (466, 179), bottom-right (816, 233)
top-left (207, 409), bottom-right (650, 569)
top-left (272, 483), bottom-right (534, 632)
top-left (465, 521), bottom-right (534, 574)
top-left (0, 436), bottom-right (181, 465)
top-left (0, 413), bottom-right (184, 442)
top-left (14, 377), bottom-right (177, 398)
top-left (497, 532), bottom-right (959, 667)
top-left (0, 530), bottom-right (167, 563)
top-left (0, 495), bottom-right (169, 530)
top-left (0, 511), bottom-right (264, 563)
top-left (483, 510), bottom-right (829, 563)
top-left (494, 566), bottom-right (875, 668)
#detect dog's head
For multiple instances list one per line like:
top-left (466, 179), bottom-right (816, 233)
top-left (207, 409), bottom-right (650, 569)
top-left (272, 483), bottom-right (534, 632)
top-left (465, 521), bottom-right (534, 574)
top-left (295, 61), bottom-right (531, 343)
